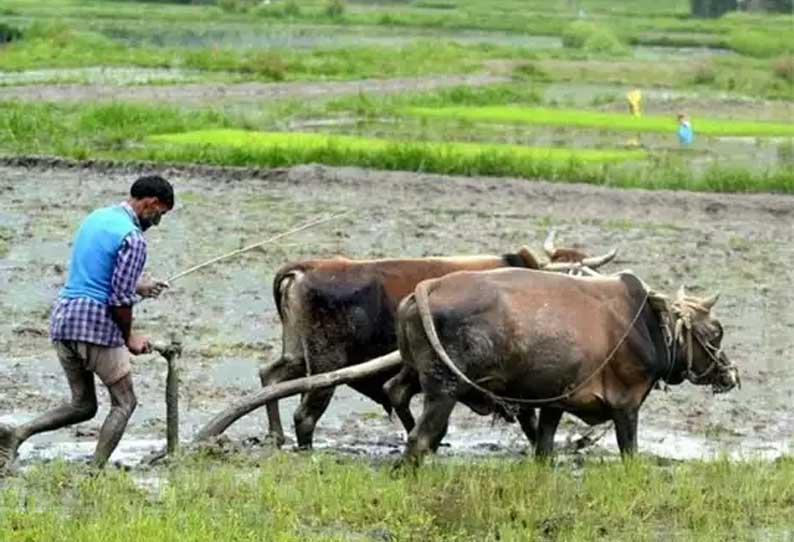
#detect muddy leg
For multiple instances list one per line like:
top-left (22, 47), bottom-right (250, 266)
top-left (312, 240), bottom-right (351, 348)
top-left (534, 407), bottom-right (563, 462)
top-left (293, 388), bottom-right (335, 450)
top-left (0, 424), bottom-right (19, 472)
top-left (517, 407), bottom-right (538, 445)
top-left (16, 364), bottom-right (98, 442)
top-left (612, 408), bottom-right (639, 458)
top-left (400, 393), bottom-right (456, 467)
top-left (429, 416), bottom-right (450, 453)
top-left (259, 356), bottom-right (304, 447)
top-left (383, 366), bottom-right (420, 435)
top-left (92, 374), bottom-right (137, 469)
top-left (0, 361), bottom-right (99, 471)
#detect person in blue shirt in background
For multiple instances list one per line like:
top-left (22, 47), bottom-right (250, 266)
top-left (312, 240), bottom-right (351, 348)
top-left (677, 113), bottom-right (694, 146)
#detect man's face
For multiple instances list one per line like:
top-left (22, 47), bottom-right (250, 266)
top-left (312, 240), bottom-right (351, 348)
top-left (139, 198), bottom-right (170, 231)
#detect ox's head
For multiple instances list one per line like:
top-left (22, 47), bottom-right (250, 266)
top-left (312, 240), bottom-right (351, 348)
top-left (544, 229), bottom-right (590, 263)
top-left (666, 286), bottom-right (739, 394)
top-left (540, 229), bottom-right (618, 275)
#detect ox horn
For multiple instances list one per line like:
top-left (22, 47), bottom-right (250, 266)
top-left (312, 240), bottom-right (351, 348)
top-left (677, 285), bottom-right (687, 300)
top-left (543, 229), bottom-right (556, 257)
top-left (701, 292), bottom-right (720, 310)
top-left (542, 261), bottom-right (583, 272)
top-left (581, 248), bottom-right (618, 269)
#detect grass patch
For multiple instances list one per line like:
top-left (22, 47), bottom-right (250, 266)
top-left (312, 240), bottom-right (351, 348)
top-left (144, 129), bottom-right (794, 193)
top-left (0, 100), bottom-right (233, 158)
top-left (146, 128), bottom-right (644, 183)
top-left (726, 28), bottom-right (794, 58)
top-left (149, 129), bottom-right (645, 163)
top-left (3, 454), bottom-right (794, 541)
top-left (528, 55), bottom-right (793, 101)
top-left (2, 100), bottom-right (792, 194)
top-left (561, 21), bottom-right (629, 57)
top-left (406, 106), bottom-right (794, 137)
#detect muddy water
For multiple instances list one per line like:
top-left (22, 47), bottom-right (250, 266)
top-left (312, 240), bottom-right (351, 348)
top-left (1, 162), bottom-right (793, 468)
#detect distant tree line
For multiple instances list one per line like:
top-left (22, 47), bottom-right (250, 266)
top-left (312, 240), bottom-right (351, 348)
top-left (690, 0), bottom-right (792, 17)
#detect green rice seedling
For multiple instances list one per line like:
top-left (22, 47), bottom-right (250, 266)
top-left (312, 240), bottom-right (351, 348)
top-left (147, 128), bottom-right (646, 165)
top-left (141, 128), bottom-right (646, 185)
top-left (405, 106), bottom-right (794, 138)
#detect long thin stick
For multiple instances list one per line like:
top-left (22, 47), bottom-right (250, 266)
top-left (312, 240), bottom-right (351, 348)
top-left (167, 210), bottom-right (352, 283)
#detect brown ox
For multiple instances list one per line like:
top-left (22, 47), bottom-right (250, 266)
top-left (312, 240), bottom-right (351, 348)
top-left (260, 238), bottom-right (615, 449)
top-left (396, 269), bottom-right (739, 465)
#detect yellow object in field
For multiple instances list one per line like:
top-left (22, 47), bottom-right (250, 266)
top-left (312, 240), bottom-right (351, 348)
top-left (627, 88), bottom-right (642, 117)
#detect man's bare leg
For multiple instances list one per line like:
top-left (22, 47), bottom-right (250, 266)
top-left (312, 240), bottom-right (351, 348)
top-left (92, 374), bottom-right (137, 469)
top-left (0, 365), bottom-right (98, 471)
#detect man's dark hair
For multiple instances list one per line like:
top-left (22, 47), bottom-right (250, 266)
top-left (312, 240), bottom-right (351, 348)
top-left (130, 175), bottom-right (175, 209)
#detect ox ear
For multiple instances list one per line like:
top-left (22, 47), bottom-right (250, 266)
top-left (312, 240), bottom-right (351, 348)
top-left (517, 246), bottom-right (541, 269)
top-left (701, 292), bottom-right (720, 311)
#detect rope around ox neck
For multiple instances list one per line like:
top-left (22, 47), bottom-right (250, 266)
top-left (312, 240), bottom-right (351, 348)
top-left (414, 281), bottom-right (650, 407)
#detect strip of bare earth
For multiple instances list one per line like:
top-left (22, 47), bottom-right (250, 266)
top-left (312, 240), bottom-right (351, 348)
top-left (0, 74), bottom-right (508, 103)
top-left (1, 156), bottom-right (791, 221)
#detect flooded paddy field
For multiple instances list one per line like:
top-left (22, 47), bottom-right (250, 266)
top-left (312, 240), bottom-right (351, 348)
top-left (1, 14), bottom-right (735, 56)
top-left (99, 23), bottom-right (566, 51)
top-left (1, 160), bottom-right (793, 468)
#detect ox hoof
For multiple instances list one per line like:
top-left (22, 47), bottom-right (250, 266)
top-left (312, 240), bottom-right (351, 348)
top-left (263, 432), bottom-right (286, 448)
top-left (391, 455), bottom-right (421, 475)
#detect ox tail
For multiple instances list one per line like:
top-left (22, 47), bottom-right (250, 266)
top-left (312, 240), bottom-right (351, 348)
top-left (414, 281), bottom-right (485, 395)
top-left (272, 265), bottom-right (304, 321)
top-left (396, 295), bottom-right (416, 369)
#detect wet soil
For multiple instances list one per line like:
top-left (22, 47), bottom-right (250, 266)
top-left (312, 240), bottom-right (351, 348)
top-left (0, 67), bottom-right (214, 87)
top-left (1, 158), bottom-right (793, 466)
top-left (0, 74), bottom-right (507, 104)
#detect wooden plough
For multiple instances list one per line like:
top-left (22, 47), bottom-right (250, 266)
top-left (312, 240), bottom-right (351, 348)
top-left (193, 351), bottom-right (402, 442)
